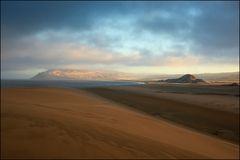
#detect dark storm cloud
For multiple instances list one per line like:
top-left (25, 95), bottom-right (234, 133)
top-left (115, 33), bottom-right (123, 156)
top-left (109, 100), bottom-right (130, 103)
top-left (0, 1), bottom-right (195, 37)
top-left (2, 1), bottom-right (238, 51)
top-left (137, 1), bottom-right (239, 56)
top-left (1, 1), bottom-right (112, 38)
top-left (1, 1), bottom-right (136, 54)
top-left (190, 2), bottom-right (239, 56)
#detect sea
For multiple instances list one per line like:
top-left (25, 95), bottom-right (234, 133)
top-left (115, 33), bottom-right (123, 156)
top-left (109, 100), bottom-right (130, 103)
top-left (1, 79), bottom-right (144, 88)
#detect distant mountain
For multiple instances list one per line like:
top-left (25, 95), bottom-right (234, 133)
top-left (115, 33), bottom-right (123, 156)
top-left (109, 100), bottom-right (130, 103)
top-left (142, 72), bottom-right (239, 82)
top-left (159, 74), bottom-right (207, 84)
top-left (31, 69), bottom-right (135, 81)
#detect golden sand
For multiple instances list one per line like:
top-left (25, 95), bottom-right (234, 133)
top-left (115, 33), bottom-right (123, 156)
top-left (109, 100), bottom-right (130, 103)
top-left (1, 88), bottom-right (239, 159)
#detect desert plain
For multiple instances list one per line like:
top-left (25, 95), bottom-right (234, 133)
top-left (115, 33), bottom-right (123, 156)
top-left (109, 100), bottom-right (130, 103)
top-left (1, 84), bottom-right (239, 159)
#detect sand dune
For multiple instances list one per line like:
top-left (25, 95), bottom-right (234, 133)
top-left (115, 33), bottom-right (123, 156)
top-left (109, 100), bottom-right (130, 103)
top-left (1, 88), bottom-right (239, 159)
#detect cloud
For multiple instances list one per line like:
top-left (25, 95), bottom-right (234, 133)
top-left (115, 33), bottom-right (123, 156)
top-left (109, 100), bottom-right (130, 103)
top-left (1, 1), bottom-right (239, 78)
top-left (1, 34), bottom-right (143, 70)
top-left (2, 31), bottom-right (204, 70)
top-left (1, 1), bottom-right (138, 38)
top-left (136, 1), bottom-right (239, 57)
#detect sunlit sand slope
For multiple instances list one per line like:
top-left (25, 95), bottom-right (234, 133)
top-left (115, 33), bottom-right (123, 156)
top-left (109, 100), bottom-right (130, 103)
top-left (1, 88), bottom-right (239, 159)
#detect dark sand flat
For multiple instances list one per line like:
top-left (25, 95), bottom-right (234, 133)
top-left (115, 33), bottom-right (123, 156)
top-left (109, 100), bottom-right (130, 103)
top-left (107, 85), bottom-right (239, 113)
top-left (85, 87), bottom-right (239, 143)
top-left (1, 88), bottom-right (239, 159)
top-left (144, 83), bottom-right (239, 96)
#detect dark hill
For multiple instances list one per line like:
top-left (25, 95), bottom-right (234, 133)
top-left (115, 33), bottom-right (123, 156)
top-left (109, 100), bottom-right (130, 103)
top-left (159, 74), bottom-right (207, 84)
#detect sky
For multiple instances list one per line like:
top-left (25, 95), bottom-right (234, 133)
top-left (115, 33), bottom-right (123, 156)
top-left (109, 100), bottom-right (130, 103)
top-left (1, 1), bottom-right (239, 79)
